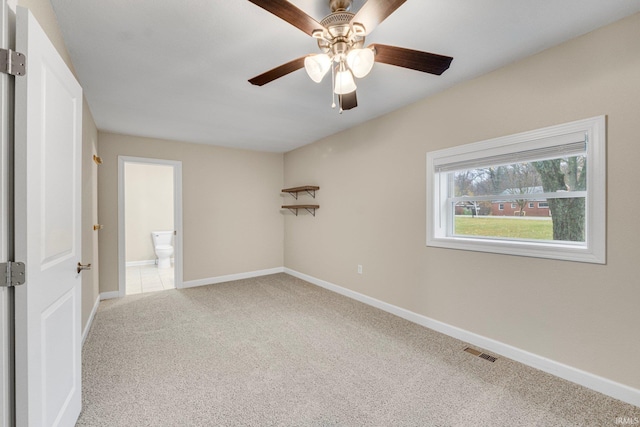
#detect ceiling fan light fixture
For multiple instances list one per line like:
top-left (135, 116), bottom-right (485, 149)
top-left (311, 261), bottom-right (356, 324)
top-left (351, 23), bottom-right (366, 36)
top-left (311, 29), bottom-right (326, 39)
top-left (334, 68), bottom-right (357, 94)
top-left (346, 48), bottom-right (375, 78)
top-left (304, 54), bottom-right (332, 83)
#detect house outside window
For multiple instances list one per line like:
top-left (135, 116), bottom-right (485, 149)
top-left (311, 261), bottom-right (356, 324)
top-left (426, 116), bottom-right (606, 263)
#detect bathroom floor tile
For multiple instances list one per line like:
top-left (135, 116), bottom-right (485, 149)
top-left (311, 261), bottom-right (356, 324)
top-left (126, 264), bottom-right (175, 295)
top-left (127, 286), bottom-right (142, 295)
top-left (141, 275), bottom-right (160, 284)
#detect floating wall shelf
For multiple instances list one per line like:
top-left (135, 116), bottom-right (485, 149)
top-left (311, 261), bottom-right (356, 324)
top-left (281, 186), bottom-right (320, 216)
top-left (282, 205), bottom-right (320, 216)
top-left (281, 185), bottom-right (319, 199)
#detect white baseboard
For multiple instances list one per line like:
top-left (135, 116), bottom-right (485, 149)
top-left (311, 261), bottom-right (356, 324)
top-left (82, 294), bottom-right (100, 346)
top-left (125, 259), bottom-right (155, 267)
top-left (182, 267), bottom-right (285, 289)
top-left (99, 291), bottom-right (120, 300)
top-left (284, 268), bottom-right (640, 408)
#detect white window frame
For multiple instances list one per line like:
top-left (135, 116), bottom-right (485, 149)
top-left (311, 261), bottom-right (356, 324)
top-left (539, 202), bottom-right (549, 208)
top-left (426, 116), bottom-right (606, 264)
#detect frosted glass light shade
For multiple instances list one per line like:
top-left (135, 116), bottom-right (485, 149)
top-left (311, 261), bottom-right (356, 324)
top-left (346, 48), bottom-right (374, 78)
top-left (334, 69), bottom-right (357, 94)
top-left (304, 54), bottom-right (331, 83)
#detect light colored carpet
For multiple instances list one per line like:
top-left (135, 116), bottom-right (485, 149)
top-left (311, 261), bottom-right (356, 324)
top-left (77, 273), bottom-right (639, 426)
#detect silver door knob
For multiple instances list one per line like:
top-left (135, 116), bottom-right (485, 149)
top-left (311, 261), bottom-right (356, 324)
top-left (77, 262), bottom-right (92, 274)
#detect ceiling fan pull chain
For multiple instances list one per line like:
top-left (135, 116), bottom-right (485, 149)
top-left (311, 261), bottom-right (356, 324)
top-left (331, 63), bottom-right (337, 109)
top-left (335, 63), bottom-right (344, 114)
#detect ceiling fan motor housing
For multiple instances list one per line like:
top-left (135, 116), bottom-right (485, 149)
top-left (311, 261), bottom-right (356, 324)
top-left (329, 0), bottom-right (352, 12)
top-left (318, 11), bottom-right (365, 57)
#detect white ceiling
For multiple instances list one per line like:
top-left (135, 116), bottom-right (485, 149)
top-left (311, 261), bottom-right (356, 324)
top-left (49, 0), bottom-right (640, 153)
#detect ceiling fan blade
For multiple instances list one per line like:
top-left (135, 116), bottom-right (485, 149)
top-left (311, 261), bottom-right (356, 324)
top-left (247, 0), bottom-right (322, 36)
top-left (350, 0), bottom-right (407, 35)
top-left (340, 91), bottom-right (358, 110)
top-left (370, 44), bottom-right (453, 75)
top-left (248, 56), bottom-right (306, 86)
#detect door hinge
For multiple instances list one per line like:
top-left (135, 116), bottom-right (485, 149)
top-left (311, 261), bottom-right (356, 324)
top-left (0, 48), bottom-right (26, 76)
top-left (1, 262), bottom-right (26, 287)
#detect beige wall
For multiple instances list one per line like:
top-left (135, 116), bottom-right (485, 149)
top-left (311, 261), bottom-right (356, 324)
top-left (81, 100), bottom-right (99, 331)
top-left (18, 0), bottom-right (640, 398)
top-left (124, 163), bottom-right (174, 263)
top-left (284, 13), bottom-right (640, 391)
top-left (98, 133), bottom-right (284, 292)
top-left (17, 0), bottom-right (100, 335)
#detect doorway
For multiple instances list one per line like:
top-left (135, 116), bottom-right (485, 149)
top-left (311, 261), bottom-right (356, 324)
top-left (118, 156), bottom-right (183, 296)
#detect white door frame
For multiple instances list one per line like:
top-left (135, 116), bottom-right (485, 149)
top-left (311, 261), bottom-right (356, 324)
top-left (0, 1), bottom-right (13, 425)
top-left (117, 156), bottom-right (183, 296)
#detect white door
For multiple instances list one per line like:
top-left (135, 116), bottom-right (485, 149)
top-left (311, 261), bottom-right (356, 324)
top-left (14, 7), bottom-right (83, 427)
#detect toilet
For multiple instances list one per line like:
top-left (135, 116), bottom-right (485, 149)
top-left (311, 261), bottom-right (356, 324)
top-left (151, 231), bottom-right (174, 269)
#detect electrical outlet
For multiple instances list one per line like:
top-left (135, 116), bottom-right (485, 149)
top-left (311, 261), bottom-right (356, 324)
top-left (357, 265), bottom-right (362, 274)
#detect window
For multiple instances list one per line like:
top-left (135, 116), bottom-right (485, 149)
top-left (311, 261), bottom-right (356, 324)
top-left (427, 116), bottom-right (605, 263)
top-left (511, 203), bottom-right (517, 208)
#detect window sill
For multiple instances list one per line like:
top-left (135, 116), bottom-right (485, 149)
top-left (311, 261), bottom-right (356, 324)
top-left (427, 235), bottom-right (605, 264)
